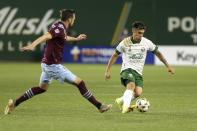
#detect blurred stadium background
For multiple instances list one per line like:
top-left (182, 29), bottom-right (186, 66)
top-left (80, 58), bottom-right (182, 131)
top-left (0, 0), bottom-right (197, 131)
top-left (1, 0), bottom-right (197, 64)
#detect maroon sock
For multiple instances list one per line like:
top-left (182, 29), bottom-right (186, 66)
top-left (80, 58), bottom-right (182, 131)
top-left (15, 86), bottom-right (46, 106)
top-left (77, 81), bottom-right (101, 109)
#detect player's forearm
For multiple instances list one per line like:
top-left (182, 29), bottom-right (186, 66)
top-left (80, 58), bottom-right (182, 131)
top-left (66, 36), bottom-right (78, 42)
top-left (155, 51), bottom-right (170, 68)
top-left (106, 54), bottom-right (118, 73)
top-left (67, 34), bottom-right (87, 42)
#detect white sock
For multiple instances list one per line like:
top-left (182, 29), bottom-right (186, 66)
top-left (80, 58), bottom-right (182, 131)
top-left (119, 96), bottom-right (123, 103)
top-left (131, 94), bottom-right (135, 101)
top-left (123, 90), bottom-right (134, 108)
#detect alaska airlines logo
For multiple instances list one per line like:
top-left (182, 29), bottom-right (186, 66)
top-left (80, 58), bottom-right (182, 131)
top-left (0, 6), bottom-right (58, 35)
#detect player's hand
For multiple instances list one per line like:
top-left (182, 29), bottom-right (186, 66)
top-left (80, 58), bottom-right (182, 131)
top-left (77, 34), bottom-right (87, 41)
top-left (21, 45), bottom-right (35, 51)
top-left (168, 66), bottom-right (175, 74)
top-left (105, 72), bottom-right (111, 80)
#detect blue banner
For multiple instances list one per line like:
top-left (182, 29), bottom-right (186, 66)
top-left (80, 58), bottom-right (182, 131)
top-left (59, 45), bottom-right (154, 64)
top-left (43, 45), bottom-right (154, 64)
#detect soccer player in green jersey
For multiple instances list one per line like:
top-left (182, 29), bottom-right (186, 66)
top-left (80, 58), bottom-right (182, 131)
top-left (105, 21), bottom-right (175, 114)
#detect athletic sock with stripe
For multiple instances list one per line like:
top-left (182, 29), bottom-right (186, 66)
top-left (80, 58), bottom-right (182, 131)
top-left (77, 81), bottom-right (101, 109)
top-left (15, 86), bottom-right (46, 106)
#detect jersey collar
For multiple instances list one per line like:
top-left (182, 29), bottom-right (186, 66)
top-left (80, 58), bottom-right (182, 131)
top-left (130, 36), bottom-right (141, 44)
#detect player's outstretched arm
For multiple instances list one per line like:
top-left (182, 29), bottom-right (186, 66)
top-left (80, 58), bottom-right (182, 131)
top-left (155, 50), bottom-right (175, 74)
top-left (105, 52), bottom-right (119, 80)
top-left (67, 34), bottom-right (87, 42)
top-left (21, 32), bottom-right (52, 51)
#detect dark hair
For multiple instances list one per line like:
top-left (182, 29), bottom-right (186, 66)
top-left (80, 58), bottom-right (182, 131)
top-left (59, 9), bottom-right (75, 21)
top-left (132, 21), bottom-right (146, 30)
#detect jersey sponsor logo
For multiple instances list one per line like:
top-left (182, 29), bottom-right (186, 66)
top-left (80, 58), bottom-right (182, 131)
top-left (130, 53), bottom-right (143, 59)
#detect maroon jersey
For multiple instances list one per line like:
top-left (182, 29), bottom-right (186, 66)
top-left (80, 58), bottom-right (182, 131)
top-left (42, 22), bottom-right (67, 65)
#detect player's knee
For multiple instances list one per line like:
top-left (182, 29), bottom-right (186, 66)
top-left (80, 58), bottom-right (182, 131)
top-left (135, 90), bottom-right (142, 97)
top-left (73, 77), bottom-right (83, 86)
top-left (135, 92), bottom-right (141, 98)
top-left (39, 84), bottom-right (49, 91)
top-left (126, 82), bottom-right (135, 91)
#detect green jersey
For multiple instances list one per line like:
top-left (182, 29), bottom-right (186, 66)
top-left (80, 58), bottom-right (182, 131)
top-left (116, 37), bottom-right (158, 75)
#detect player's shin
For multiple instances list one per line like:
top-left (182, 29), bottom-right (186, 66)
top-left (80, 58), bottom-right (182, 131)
top-left (15, 86), bottom-right (46, 107)
top-left (122, 89), bottom-right (134, 113)
top-left (76, 81), bottom-right (102, 109)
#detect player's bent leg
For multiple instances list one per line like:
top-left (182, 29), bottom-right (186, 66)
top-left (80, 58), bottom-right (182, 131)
top-left (134, 86), bottom-right (142, 98)
top-left (126, 82), bottom-right (135, 91)
top-left (73, 77), bottom-right (112, 113)
top-left (122, 82), bottom-right (135, 114)
top-left (73, 77), bottom-right (82, 85)
top-left (129, 86), bottom-right (143, 111)
top-left (40, 84), bottom-right (50, 91)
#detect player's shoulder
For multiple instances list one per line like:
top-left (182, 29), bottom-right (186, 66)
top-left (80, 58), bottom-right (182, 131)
top-left (120, 36), bottom-right (132, 46)
top-left (141, 37), bottom-right (153, 44)
top-left (51, 22), bottom-right (65, 29)
top-left (122, 36), bottom-right (131, 42)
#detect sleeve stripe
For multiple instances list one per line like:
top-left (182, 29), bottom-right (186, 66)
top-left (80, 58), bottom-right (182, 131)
top-left (126, 38), bottom-right (131, 47)
top-left (115, 49), bottom-right (121, 55)
top-left (151, 46), bottom-right (158, 54)
top-left (123, 40), bottom-right (127, 47)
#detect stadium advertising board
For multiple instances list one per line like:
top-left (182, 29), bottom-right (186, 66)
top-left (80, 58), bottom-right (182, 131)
top-left (125, 0), bottom-right (197, 45)
top-left (0, 6), bottom-right (59, 61)
top-left (1, 0), bottom-right (197, 62)
top-left (0, 0), bottom-right (124, 61)
top-left (58, 45), bottom-right (154, 64)
top-left (155, 46), bottom-right (197, 66)
top-left (157, 0), bottom-right (197, 45)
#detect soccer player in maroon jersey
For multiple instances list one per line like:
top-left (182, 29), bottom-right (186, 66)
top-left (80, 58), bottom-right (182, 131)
top-left (4, 9), bottom-right (112, 114)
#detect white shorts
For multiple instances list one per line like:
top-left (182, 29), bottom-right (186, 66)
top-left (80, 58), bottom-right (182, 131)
top-left (40, 63), bottom-right (77, 84)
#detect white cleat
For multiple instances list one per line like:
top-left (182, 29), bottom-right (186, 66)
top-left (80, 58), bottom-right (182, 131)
top-left (99, 104), bottom-right (112, 113)
top-left (4, 99), bottom-right (16, 115)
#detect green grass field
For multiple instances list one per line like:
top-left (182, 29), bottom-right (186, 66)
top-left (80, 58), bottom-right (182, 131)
top-left (0, 63), bottom-right (197, 131)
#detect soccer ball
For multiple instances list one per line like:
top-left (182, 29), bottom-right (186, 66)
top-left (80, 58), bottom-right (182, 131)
top-left (136, 98), bottom-right (150, 112)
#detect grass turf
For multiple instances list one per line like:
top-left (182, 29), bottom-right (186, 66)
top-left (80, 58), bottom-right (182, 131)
top-left (0, 63), bottom-right (197, 131)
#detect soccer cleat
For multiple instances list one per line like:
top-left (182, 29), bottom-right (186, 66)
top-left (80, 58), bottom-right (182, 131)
top-left (122, 106), bottom-right (130, 114)
top-left (4, 99), bottom-right (16, 115)
top-left (130, 105), bottom-right (137, 109)
top-left (122, 106), bottom-right (135, 114)
top-left (99, 104), bottom-right (112, 113)
top-left (115, 98), bottom-right (123, 111)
